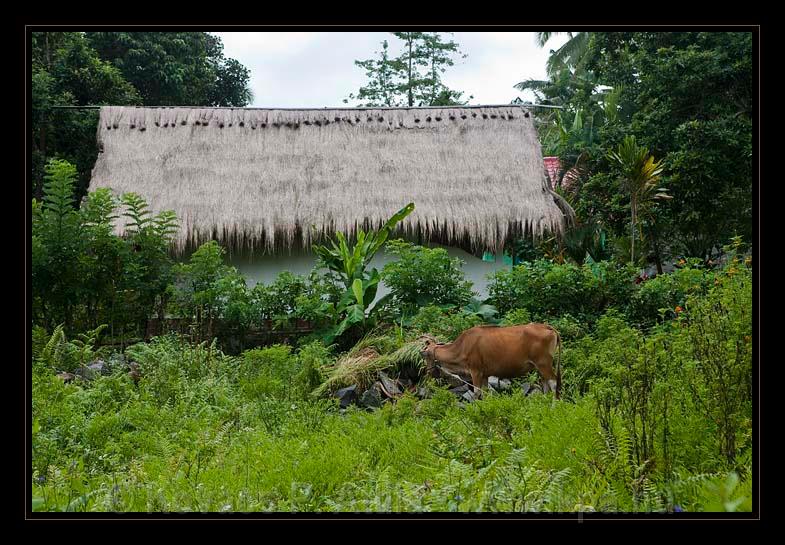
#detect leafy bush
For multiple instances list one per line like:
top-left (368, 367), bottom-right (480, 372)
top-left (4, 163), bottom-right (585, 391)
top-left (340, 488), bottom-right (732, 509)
top-left (32, 158), bottom-right (178, 339)
top-left (250, 271), bottom-right (308, 321)
top-left (381, 239), bottom-right (475, 314)
top-left (293, 341), bottom-right (332, 396)
top-left (408, 305), bottom-right (483, 342)
top-left (487, 259), bottom-right (637, 325)
top-left (680, 259), bottom-right (752, 466)
top-left (239, 345), bottom-right (297, 401)
top-left (548, 313), bottom-right (587, 341)
top-left (501, 308), bottom-right (532, 326)
top-left (627, 265), bottom-right (714, 329)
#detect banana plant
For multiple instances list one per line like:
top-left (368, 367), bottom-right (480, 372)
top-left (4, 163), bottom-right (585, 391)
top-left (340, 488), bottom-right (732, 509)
top-left (312, 203), bottom-right (415, 343)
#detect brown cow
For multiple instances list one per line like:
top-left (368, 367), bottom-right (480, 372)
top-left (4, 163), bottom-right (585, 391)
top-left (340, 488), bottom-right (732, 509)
top-left (419, 324), bottom-right (562, 399)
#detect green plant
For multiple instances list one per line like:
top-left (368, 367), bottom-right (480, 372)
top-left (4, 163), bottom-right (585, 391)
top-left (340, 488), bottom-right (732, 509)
top-left (381, 239), bottom-right (475, 315)
top-left (487, 259), bottom-right (636, 326)
top-left (548, 314), bottom-right (586, 341)
top-left (501, 308), bottom-right (532, 326)
top-left (460, 298), bottom-right (499, 323)
top-left (312, 203), bottom-right (415, 344)
top-left (607, 135), bottom-right (671, 267)
top-left (681, 262), bottom-right (752, 466)
top-left (408, 305), bottom-right (483, 342)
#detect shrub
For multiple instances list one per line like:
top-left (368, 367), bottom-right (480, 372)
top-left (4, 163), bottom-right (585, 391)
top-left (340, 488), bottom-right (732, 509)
top-left (501, 308), bottom-right (532, 326)
top-left (294, 341), bottom-right (332, 396)
top-left (627, 265), bottom-right (714, 329)
top-left (680, 260), bottom-right (752, 466)
top-left (171, 241), bottom-right (235, 339)
top-left (408, 305), bottom-right (483, 342)
top-left (487, 259), bottom-right (636, 325)
top-left (239, 345), bottom-right (299, 401)
top-left (548, 313), bottom-right (587, 341)
top-left (250, 271), bottom-right (308, 322)
top-left (381, 239), bottom-right (475, 315)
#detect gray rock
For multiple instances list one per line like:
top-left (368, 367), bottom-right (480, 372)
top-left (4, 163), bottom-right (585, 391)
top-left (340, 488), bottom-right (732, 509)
top-left (378, 372), bottom-right (402, 398)
top-left (529, 385), bottom-right (543, 396)
top-left (87, 360), bottom-right (110, 376)
top-left (440, 370), bottom-right (466, 389)
top-left (359, 383), bottom-right (383, 409)
top-left (488, 376), bottom-right (510, 391)
top-left (521, 382), bottom-right (532, 396)
top-left (56, 371), bottom-right (75, 383)
top-left (416, 387), bottom-right (431, 399)
top-left (461, 390), bottom-right (477, 403)
top-left (449, 384), bottom-right (470, 396)
top-left (335, 385), bottom-right (358, 408)
top-left (401, 365), bottom-right (421, 382)
top-left (75, 366), bottom-right (97, 381)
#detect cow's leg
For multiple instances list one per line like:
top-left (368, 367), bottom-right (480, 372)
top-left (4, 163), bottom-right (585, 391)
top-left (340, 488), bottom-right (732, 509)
top-left (534, 357), bottom-right (558, 395)
top-left (469, 369), bottom-right (486, 398)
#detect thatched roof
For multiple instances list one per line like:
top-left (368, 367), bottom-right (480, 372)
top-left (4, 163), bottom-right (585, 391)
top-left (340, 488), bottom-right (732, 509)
top-left (89, 105), bottom-right (574, 254)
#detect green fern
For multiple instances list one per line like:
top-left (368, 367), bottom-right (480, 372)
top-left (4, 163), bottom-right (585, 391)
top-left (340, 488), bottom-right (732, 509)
top-left (152, 210), bottom-right (179, 242)
top-left (120, 192), bottom-right (151, 235)
top-left (81, 188), bottom-right (118, 230)
top-left (42, 160), bottom-right (78, 221)
top-left (41, 323), bottom-right (66, 369)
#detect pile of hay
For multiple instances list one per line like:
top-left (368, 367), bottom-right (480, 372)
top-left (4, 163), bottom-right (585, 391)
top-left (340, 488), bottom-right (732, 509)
top-left (313, 335), bottom-right (425, 397)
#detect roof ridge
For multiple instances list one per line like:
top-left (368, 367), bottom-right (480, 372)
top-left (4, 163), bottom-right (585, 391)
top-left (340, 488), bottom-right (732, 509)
top-left (103, 104), bottom-right (531, 111)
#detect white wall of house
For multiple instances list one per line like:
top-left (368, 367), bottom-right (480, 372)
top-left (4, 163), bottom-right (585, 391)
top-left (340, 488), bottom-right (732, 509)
top-left (227, 244), bottom-right (512, 301)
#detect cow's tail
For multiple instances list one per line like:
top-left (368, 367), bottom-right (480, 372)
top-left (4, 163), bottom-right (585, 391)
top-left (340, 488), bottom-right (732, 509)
top-left (547, 325), bottom-right (562, 400)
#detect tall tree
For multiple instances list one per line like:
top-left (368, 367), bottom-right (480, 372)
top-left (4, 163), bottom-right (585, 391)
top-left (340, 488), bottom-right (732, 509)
top-left (607, 136), bottom-right (670, 267)
top-left (345, 33), bottom-right (471, 107)
top-left (525, 32), bottom-right (752, 265)
top-left (392, 32), bottom-right (427, 107)
top-left (585, 32), bottom-right (753, 261)
top-left (415, 33), bottom-right (471, 106)
top-left (537, 31), bottom-right (592, 78)
top-left (85, 32), bottom-right (252, 106)
top-left (31, 32), bottom-right (142, 200)
top-left (345, 40), bottom-right (404, 107)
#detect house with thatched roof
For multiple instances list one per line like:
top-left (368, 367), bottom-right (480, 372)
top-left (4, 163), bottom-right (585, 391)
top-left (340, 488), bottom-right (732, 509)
top-left (89, 105), bottom-right (573, 297)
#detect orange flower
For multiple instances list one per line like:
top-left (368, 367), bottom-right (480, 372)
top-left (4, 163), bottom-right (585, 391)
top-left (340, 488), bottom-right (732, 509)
top-left (675, 306), bottom-right (683, 313)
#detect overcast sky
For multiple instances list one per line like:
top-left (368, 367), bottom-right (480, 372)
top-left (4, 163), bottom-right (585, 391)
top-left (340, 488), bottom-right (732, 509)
top-left (213, 32), bottom-right (570, 108)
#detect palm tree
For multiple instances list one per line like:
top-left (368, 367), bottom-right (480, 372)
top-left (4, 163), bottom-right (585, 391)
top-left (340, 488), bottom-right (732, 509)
top-left (536, 32), bottom-right (591, 78)
top-left (607, 136), bottom-right (671, 267)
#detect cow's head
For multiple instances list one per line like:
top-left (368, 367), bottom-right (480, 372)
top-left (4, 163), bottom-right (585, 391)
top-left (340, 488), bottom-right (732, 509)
top-left (417, 335), bottom-right (442, 374)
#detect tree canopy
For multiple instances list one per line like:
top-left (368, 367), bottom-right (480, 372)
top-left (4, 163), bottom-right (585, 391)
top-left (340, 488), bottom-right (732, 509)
top-left (345, 32), bottom-right (472, 107)
top-left (527, 31), bottom-right (752, 264)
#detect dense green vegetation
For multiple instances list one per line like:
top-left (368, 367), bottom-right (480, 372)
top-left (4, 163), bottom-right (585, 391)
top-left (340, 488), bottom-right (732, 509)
top-left (516, 31), bottom-right (751, 268)
top-left (32, 253), bottom-right (752, 512)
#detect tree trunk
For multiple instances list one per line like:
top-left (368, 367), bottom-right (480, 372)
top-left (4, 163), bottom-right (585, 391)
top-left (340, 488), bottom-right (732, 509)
top-left (407, 37), bottom-right (413, 107)
top-left (630, 199), bottom-right (637, 268)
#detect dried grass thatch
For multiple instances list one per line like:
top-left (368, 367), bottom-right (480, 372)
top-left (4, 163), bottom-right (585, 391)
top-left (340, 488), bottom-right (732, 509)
top-left (89, 105), bottom-right (574, 254)
top-left (312, 337), bottom-right (425, 397)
